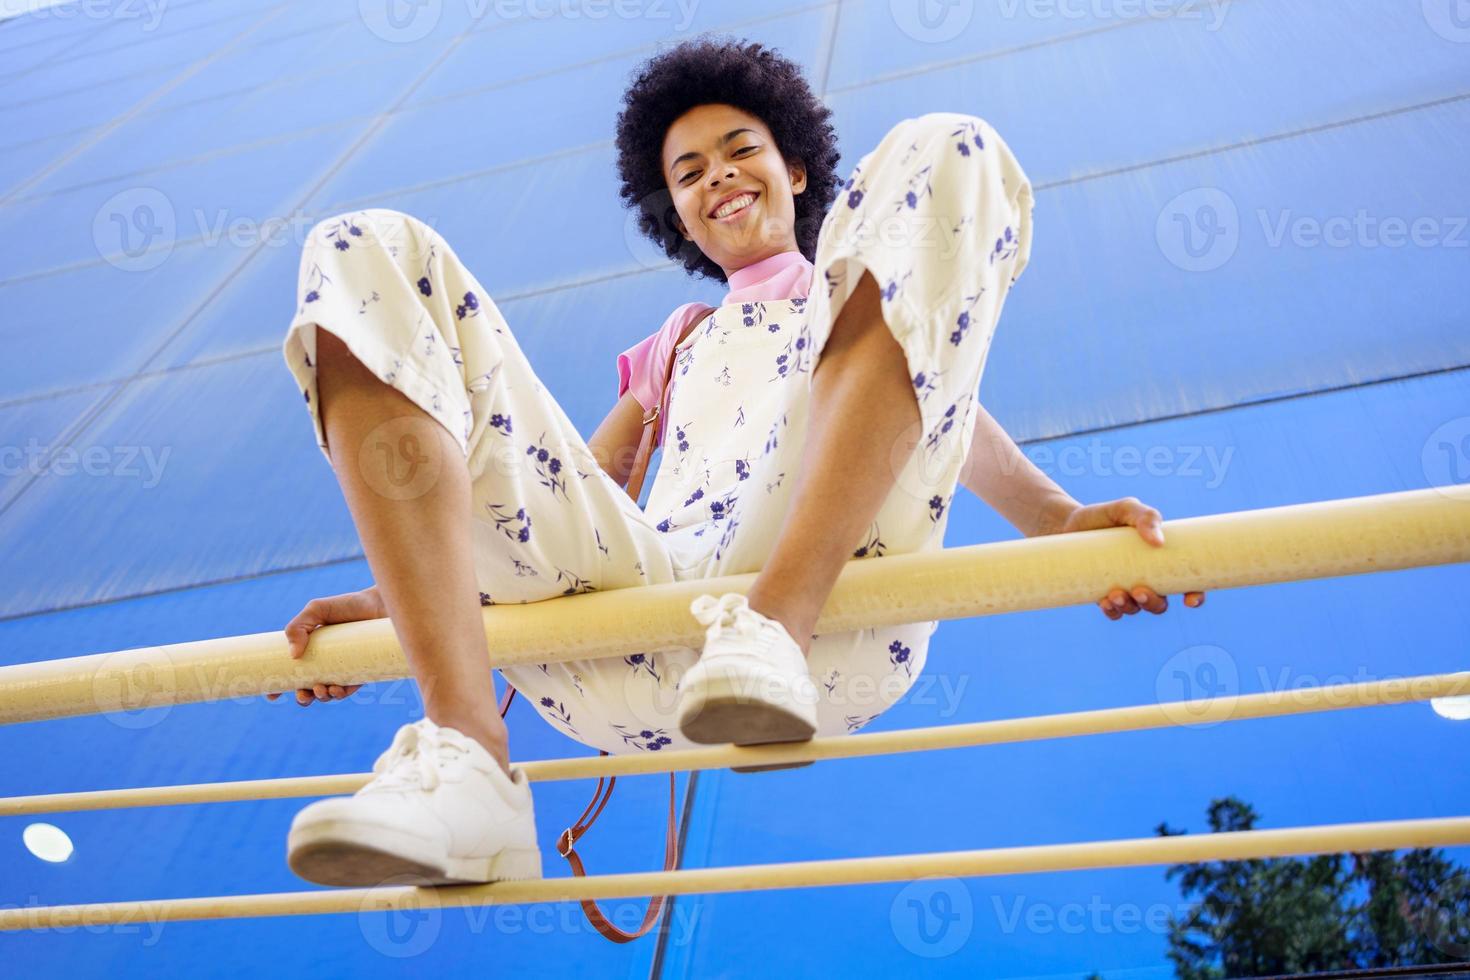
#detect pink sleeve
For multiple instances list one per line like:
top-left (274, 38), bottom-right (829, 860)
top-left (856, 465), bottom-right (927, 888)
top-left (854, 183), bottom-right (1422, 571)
top-left (615, 302), bottom-right (714, 450)
top-left (616, 302), bottom-right (711, 412)
top-left (616, 331), bottom-right (660, 410)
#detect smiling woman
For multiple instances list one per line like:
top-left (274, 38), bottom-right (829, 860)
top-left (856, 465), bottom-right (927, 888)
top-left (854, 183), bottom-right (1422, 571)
top-left (271, 34), bottom-right (1045, 906)
top-left (613, 37), bottom-right (843, 284)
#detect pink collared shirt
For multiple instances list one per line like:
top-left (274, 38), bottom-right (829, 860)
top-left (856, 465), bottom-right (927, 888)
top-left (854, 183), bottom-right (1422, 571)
top-left (616, 249), bottom-right (815, 447)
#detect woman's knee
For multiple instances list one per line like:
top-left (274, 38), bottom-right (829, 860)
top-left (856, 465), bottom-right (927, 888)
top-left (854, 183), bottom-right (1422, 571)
top-left (304, 207), bottom-right (436, 256)
top-left (871, 111), bottom-right (988, 155)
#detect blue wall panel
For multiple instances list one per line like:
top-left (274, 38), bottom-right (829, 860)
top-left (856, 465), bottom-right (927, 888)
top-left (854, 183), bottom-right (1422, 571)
top-left (0, 123), bottom-right (365, 280)
top-left (406, 0), bottom-right (831, 106)
top-left (824, 0), bottom-right (1198, 90)
top-left (0, 128), bottom-right (87, 197)
top-left (307, 6), bottom-right (830, 209)
top-left (19, 47), bottom-right (444, 197)
top-left (0, 242), bottom-right (246, 400)
top-left (980, 96), bottom-right (1470, 441)
top-left (0, 383), bottom-right (112, 506)
top-left (9, 3), bottom-right (282, 93)
top-left (0, 353), bottom-right (356, 616)
top-left (144, 20), bottom-right (415, 111)
top-left (825, 0), bottom-right (1470, 186)
top-left (0, 67), bottom-right (182, 144)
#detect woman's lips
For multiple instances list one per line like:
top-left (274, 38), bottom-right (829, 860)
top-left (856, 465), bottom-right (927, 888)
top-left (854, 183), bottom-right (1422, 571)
top-left (712, 191), bottom-right (759, 223)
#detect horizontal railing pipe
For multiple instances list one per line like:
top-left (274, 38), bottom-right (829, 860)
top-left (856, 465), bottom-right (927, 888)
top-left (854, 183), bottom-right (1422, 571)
top-left (3, 670), bottom-right (1467, 816)
top-left (1, 487), bottom-right (1464, 726)
top-left (3, 816), bottom-right (1468, 930)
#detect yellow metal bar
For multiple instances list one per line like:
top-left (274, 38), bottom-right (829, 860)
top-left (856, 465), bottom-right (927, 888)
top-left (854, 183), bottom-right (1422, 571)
top-left (4, 670), bottom-right (1467, 817)
top-left (1, 487), bottom-right (1465, 726)
top-left (2, 815), bottom-right (1467, 930)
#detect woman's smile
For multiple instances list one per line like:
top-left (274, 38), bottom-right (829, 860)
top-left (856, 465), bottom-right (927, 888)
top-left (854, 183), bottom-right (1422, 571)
top-left (711, 191), bottom-right (759, 223)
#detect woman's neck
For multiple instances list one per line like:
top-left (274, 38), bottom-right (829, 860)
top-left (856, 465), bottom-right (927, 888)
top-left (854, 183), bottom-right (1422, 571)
top-left (723, 249), bottom-right (813, 305)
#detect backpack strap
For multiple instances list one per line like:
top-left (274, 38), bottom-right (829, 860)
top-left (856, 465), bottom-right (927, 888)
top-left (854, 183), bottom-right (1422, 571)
top-left (623, 399), bottom-right (663, 506)
top-left (497, 684), bottom-right (680, 943)
top-left (623, 306), bottom-right (712, 505)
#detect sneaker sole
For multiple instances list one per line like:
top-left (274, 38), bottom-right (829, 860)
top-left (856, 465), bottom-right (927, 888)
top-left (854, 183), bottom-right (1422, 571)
top-left (676, 670), bottom-right (817, 773)
top-left (287, 818), bottom-right (542, 887)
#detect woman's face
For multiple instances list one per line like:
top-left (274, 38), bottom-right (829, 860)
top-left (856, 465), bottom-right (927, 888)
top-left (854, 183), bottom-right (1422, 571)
top-left (661, 102), bottom-right (807, 279)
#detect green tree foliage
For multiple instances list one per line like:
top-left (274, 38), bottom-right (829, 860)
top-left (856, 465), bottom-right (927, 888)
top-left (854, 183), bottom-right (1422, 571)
top-left (1149, 797), bottom-right (1469, 979)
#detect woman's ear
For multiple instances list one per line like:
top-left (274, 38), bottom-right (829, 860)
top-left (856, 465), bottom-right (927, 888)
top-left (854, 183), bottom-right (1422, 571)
top-left (790, 161), bottom-right (807, 196)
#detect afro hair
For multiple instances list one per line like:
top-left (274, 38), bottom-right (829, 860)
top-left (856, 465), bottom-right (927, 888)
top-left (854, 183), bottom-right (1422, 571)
top-left (614, 35), bottom-right (842, 285)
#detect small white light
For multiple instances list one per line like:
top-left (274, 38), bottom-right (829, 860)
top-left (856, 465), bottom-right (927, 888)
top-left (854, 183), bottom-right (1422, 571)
top-left (22, 823), bottom-right (74, 863)
top-left (1430, 695), bottom-right (1470, 721)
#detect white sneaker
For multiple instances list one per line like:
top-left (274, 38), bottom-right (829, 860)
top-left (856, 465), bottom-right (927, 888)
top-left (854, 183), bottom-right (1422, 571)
top-left (676, 592), bottom-right (820, 767)
top-left (286, 717), bottom-right (542, 887)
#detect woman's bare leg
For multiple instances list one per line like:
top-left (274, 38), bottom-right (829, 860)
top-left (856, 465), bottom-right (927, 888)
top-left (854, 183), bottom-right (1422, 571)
top-left (313, 326), bottom-right (512, 776)
top-left (744, 269), bottom-right (921, 655)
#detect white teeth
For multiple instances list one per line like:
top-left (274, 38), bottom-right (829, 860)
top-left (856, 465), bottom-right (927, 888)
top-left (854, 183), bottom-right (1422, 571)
top-left (713, 193), bottom-right (755, 219)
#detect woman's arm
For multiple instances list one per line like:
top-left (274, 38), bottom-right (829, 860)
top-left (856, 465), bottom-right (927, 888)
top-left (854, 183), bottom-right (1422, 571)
top-left (956, 401), bottom-right (1080, 537)
top-left (587, 389), bottom-right (648, 488)
top-left (957, 403), bottom-right (1208, 616)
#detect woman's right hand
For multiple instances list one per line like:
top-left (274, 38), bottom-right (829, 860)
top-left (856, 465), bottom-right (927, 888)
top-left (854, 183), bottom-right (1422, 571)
top-left (266, 585), bottom-right (388, 706)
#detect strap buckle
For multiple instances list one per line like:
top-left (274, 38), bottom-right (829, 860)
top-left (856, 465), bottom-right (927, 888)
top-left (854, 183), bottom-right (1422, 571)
top-left (556, 827), bottom-right (578, 858)
top-left (641, 405), bottom-right (660, 427)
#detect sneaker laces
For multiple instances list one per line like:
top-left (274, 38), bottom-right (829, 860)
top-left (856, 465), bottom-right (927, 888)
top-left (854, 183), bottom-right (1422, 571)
top-left (367, 719), bottom-right (463, 794)
top-left (690, 592), bottom-right (782, 656)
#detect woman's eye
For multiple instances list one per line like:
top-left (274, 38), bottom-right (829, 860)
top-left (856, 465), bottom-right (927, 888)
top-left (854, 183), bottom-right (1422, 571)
top-left (680, 146), bottom-right (759, 183)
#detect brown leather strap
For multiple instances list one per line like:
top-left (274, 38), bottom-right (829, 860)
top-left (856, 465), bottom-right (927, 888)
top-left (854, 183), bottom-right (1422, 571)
top-left (489, 314), bottom-right (706, 941)
top-left (623, 403), bottom-right (661, 504)
top-left (498, 683), bottom-right (680, 943)
top-left (623, 336), bottom-right (681, 504)
top-left (556, 765), bottom-right (679, 942)
top-left (625, 310), bottom-right (711, 504)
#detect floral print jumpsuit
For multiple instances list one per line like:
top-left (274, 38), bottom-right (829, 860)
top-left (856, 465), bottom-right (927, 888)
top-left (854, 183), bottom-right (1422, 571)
top-left (281, 112), bottom-right (1035, 756)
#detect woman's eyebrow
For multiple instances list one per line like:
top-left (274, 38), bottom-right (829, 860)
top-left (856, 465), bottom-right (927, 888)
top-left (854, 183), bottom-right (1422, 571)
top-left (668, 127), bottom-right (759, 175)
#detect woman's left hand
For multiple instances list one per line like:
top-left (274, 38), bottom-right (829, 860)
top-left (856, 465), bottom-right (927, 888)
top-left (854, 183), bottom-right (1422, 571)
top-left (1051, 497), bottom-right (1206, 620)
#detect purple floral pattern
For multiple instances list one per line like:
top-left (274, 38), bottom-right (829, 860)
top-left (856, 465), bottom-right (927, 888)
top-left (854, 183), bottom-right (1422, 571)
top-left (610, 722), bottom-right (673, 752)
top-left (525, 433), bottom-right (567, 501)
top-left (485, 503), bottom-right (532, 544)
top-left (888, 639), bottom-right (914, 678)
top-left (852, 522), bottom-right (886, 560)
top-left (455, 290), bottom-right (480, 320)
top-left (538, 696), bottom-right (579, 737)
top-left (624, 652), bottom-right (660, 681)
